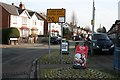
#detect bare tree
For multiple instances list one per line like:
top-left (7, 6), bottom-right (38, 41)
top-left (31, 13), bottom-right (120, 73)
top-left (71, 11), bottom-right (77, 26)
top-left (97, 27), bottom-right (102, 33)
top-left (85, 26), bottom-right (91, 34)
top-left (69, 11), bottom-right (78, 35)
top-left (102, 26), bottom-right (107, 33)
top-left (97, 26), bottom-right (106, 33)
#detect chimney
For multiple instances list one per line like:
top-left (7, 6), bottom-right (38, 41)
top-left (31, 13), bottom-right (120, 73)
top-left (12, 3), bottom-right (14, 5)
top-left (19, 2), bottom-right (25, 10)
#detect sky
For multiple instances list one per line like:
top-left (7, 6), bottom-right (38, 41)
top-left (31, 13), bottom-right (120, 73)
top-left (1, 0), bottom-right (120, 31)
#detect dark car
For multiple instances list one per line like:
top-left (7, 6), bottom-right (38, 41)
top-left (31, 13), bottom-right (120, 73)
top-left (92, 33), bottom-right (114, 54)
top-left (50, 36), bottom-right (61, 44)
top-left (72, 36), bottom-right (80, 41)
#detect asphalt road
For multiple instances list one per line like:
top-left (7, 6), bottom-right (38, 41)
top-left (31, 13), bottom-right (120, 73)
top-left (2, 41), bottom-right (117, 79)
top-left (2, 48), bottom-right (49, 78)
top-left (1, 42), bottom-right (77, 79)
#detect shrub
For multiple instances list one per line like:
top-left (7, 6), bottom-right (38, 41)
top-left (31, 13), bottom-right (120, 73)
top-left (38, 35), bottom-right (49, 37)
top-left (41, 37), bottom-right (49, 43)
top-left (1, 28), bottom-right (9, 44)
top-left (8, 27), bottom-right (20, 38)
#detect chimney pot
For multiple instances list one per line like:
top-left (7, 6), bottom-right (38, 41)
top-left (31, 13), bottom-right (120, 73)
top-left (19, 2), bottom-right (25, 10)
top-left (12, 3), bottom-right (14, 5)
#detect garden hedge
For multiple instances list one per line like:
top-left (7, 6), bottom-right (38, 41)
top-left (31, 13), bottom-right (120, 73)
top-left (1, 27), bottom-right (20, 44)
top-left (1, 28), bottom-right (9, 44)
top-left (8, 27), bottom-right (20, 38)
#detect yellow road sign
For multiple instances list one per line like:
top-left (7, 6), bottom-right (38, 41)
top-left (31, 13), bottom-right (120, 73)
top-left (47, 9), bottom-right (66, 23)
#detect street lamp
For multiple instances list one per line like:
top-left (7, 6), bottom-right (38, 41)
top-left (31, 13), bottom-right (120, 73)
top-left (91, 0), bottom-right (96, 55)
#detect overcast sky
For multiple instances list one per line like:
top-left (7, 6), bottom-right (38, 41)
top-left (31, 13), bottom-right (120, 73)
top-left (1, 0), bottom-right (120, 31)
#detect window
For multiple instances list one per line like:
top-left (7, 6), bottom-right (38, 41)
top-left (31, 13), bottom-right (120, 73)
top-left (52, 32), bottom-right (55, 36)
top-left (22, 17), bottom-right (27, 24)
top-left (32, 20), bottom-right (37, 26)
top-left (94, 34), bottom-right (109, 40)
top-left (52, 25), bottom-right (54, 28)
top-left (22, 29), bottom-right (28, 37)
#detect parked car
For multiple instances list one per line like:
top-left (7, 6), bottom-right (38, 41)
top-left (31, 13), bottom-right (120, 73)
top-left (92, 33), bottom-right (114, 54)
top-left (50, 36), bottom-right (61, 44)
top-left (72, 36), bottom-right (80, 41)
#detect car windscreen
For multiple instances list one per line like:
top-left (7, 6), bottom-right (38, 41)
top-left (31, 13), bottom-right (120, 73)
top-left (94, 34), bottom-right (109, 40)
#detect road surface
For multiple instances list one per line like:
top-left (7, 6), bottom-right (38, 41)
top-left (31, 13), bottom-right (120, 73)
top-left (2, 48), bottom-right (48, 78)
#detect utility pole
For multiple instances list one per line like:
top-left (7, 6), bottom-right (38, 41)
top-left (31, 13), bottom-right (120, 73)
top-left (60, 23), bottom-right (63, 64)
top-left (91, 0), bottom-right (95, 55)
top-left (48, 23), bottom-right (51, 63)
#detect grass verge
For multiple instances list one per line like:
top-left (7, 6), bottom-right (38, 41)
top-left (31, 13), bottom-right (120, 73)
top-left (38, 48), bottom-right (120, 79)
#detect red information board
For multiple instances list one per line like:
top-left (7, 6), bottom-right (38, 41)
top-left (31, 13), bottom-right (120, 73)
top-left (74, 45), bottom-right (88, 68)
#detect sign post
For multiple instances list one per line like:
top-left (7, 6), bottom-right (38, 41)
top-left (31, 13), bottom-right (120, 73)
top-left (47, 9), bottom-right (66, 64)
top-left (47, 9), bottom-right (65, 23)
top-left (48, 23), bottom-right (51, 63)
top-left (60, 23), bottom-right (63, 63)
top-left (61, 40), bottom-right (69, 55)
top-left (73, 45), bottom-right (88, 68)
top-left (91, 0), bottom-right (95, 55)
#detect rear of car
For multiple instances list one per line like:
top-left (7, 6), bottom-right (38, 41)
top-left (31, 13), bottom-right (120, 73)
top-left (50, 36), bottom-right (61, 44)
top-left (93, 33), bottom-right (114, 54)
top-left (72, 36), bottom-right (80, 41)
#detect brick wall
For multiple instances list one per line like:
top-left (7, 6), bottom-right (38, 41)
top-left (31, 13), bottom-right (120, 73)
top-left (1, 6), bottom-right (10, 28)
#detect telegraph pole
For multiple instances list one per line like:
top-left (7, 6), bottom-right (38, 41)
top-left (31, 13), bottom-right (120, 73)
top-left (48, 23), bottom-right (51, 63)
top-left (91, 0), bottom-right (95, 55)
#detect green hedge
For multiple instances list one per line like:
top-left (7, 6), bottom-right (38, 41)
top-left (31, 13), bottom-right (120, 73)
top-left (38, 35), bottom-right (49, 37)
top-left (1, 28), bottom-right (9, 44)
top-left (1, 27), bottom-right (20, 44)
top-left (8, 27), bottom-right (20, 38)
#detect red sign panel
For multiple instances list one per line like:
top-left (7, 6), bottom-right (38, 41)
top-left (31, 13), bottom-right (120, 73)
top-left (74, 45), bottom-right (88, 67)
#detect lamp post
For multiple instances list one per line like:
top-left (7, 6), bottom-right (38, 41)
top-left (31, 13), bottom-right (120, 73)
top-left (91, 0), bottom-right (95, 55)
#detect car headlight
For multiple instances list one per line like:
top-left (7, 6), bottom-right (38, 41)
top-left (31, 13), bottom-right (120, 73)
top-left (111, 44), bottom-right (114, 48)
top-left (96, 45), bottom-right (99, 48)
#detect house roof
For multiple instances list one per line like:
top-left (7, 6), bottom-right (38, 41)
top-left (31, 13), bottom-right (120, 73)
top-left (27, 10), bottom-right (43, 20)
top-left (15, 6), bottom-right (25, 15)
top-left (28, 12), bottom-right (35, 17)
top-left (36, 13), bottom-right (44, 20)
top-left (0, 2), bottom-right (45, 21)
top-left (15, 6), bottom-right (31, 18)
top-left (0, 2), bottom-right (18, 15)
top-left (27, 11), bottom-right (45, 20)
top-left (27, 9), bottom-right (35, 17)
top-left (36, 12), bottom-right (46, 20)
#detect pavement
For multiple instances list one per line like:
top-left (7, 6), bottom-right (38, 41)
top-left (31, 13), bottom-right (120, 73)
top-left (0, 43), bottom-right (48, 48)
top-left (0, 42), bottom-right (75, 49)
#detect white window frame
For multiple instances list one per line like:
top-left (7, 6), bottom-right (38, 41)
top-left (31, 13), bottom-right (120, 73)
top-left (32, 20), bottom-right (37, 26)
top-left (22, 17), bottom-right (27, 24)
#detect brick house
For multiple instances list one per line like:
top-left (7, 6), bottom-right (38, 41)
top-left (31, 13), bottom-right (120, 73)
top-left (50, 23), bottom-right (61, 37)
top-left (36, 13), bottom-right (48, 35)
top-left (108, 20), bottom-right (120, 38)
top-left (16, 4), bottom-right (31, 38)
top-left (108, 20), bottom-right (120, 46)
top-left (1, 2), bottom-right (48, 44)
top-left (16, 2), bottom-right (46, 43)
top-left (0, 2), bottom-right (18, 29)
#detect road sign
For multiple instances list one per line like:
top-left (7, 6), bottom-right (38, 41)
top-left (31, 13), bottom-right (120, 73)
top-left (74, 45), bottom-right (88, 68)
top-left (47, 9), bottom-right (66, 23)
top-left (91, 20), bottom-right (94, 25)
top-left (61, 40), bottom-right (69, 55)
top-left (62, 42), bottom-right (68, 52)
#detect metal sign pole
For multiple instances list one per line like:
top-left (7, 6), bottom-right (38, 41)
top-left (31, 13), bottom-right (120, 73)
top-left (47, 8), bottom-right (66, 64)
top-left (48, 23), bottom-right (51, 63)
top-left (91, 0), bottom-right (95, 55)
top-left (61, 23), bottom-right (63, 64)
